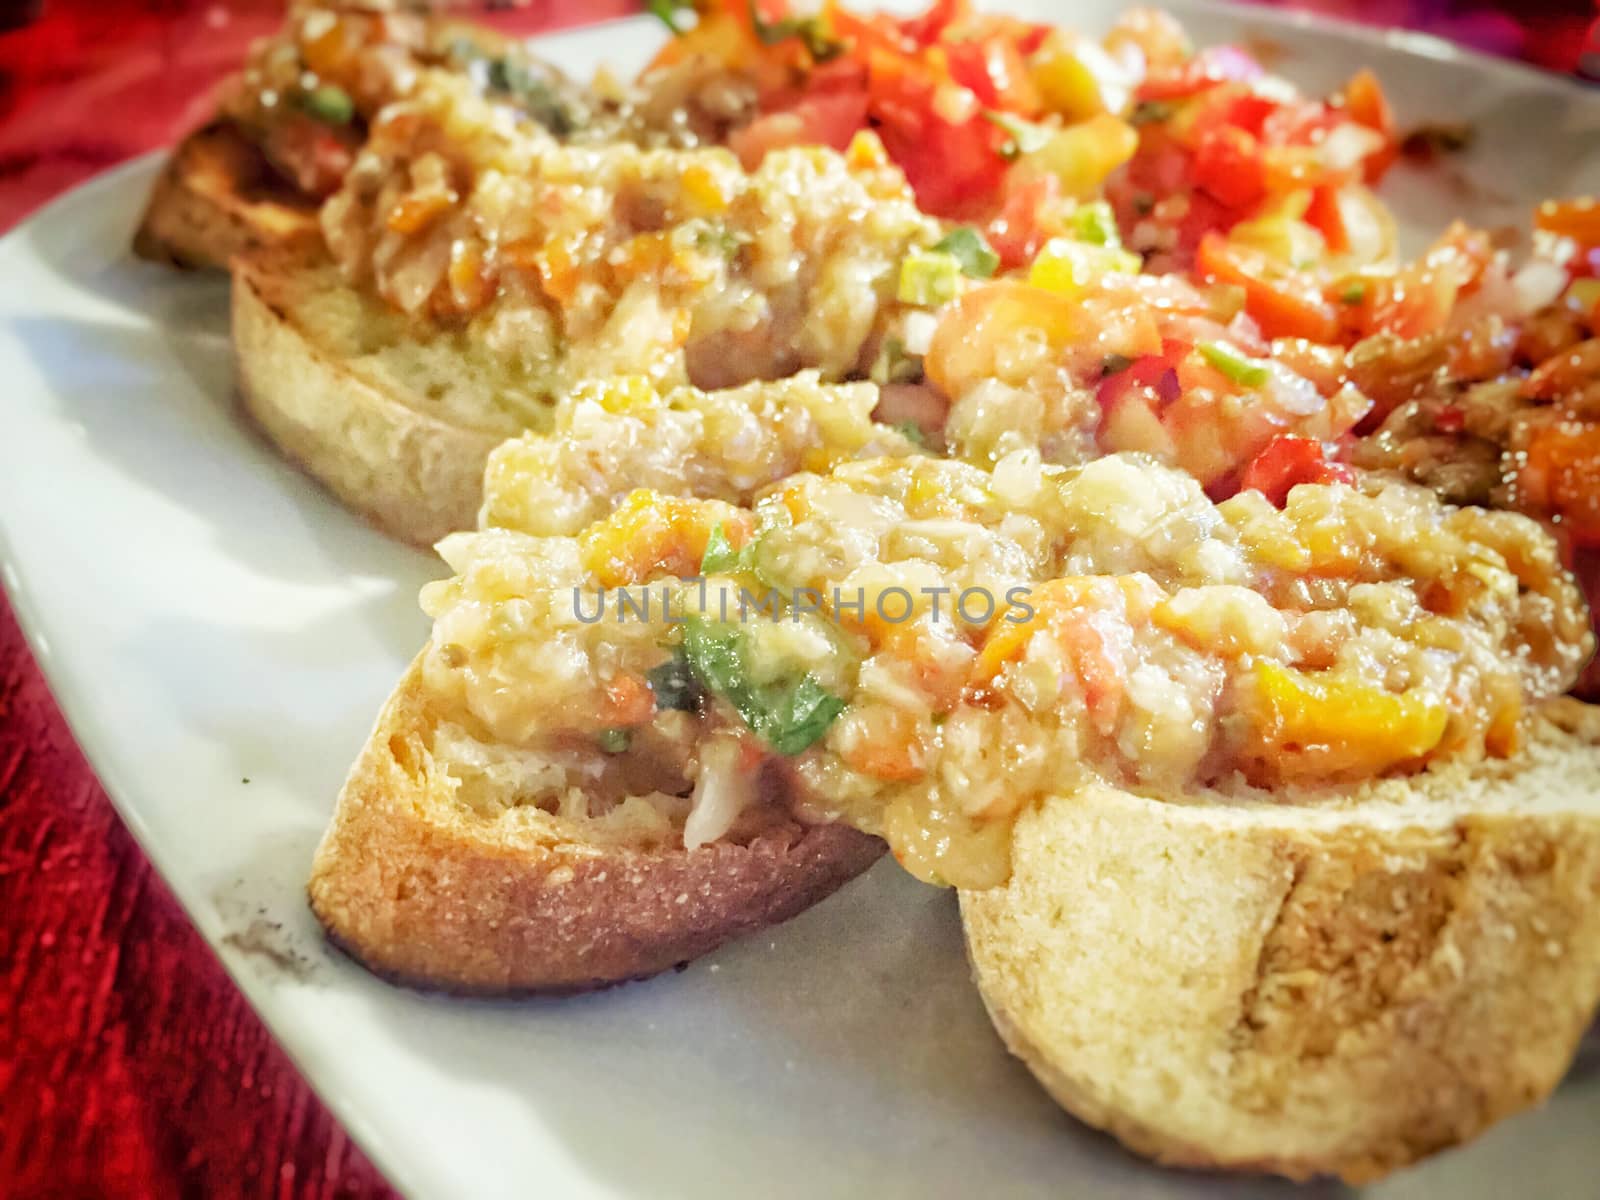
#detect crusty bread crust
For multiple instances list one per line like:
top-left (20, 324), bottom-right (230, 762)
top-left (133, 123), bottom-right (321, 271)
top-left (309, 656), bottom-right (885, 993)
top-left (960, 698), bottom-right (1600, 1183)
top-left (232, 252), bottom-right (507, 546)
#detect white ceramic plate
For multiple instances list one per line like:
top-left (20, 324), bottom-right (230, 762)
top-left (2, 4), bottom-right (1598, 1197)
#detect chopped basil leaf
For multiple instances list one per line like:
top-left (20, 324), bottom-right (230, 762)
top-left (682, 619), bottom-right (845, 755)
top-left (1339, 281), bottom-right (1368, 305)
top-left (932, 227), bottom-right (1000, 279)
top-left (1101, 353), bottom-right (1134, 377)
top-left (647, 0), bottom-right (694, 36)
top-left (597, 727), bottom-right (632, 753)
top-left (700, 523), bottom-right (745, 575)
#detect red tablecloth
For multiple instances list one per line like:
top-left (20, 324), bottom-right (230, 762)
top-left (0, 2), bottom-right (1592, 1196)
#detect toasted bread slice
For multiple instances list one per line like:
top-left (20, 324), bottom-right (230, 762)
top-left (960, 698), bottom-right (1600, 1183)
top-left (133, 123), bottom-right (321, 270)
top-left (309, 655), bottom-right (884, 993)
top-left (232, 250), bottom-right (535, 546)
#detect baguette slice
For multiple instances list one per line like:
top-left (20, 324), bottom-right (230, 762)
top-left (133, 123), bottom-right (321, 270)
top-left (309, 655), bottom-right (885, 993)
top-left (232, 250), bottom-right (532, 546)
top-left (960, 698), bottom-right (1600, 1183)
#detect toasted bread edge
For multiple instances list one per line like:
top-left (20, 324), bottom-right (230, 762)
top-left (309, 656), bottom-right (886, 993)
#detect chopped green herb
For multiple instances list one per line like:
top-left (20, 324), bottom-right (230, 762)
top-left (485, 57), bottom-right (578, 135)
top-left (647, 0), bottom-right (694, 36)
top-left (693, 223), bottom-right (743, 257)
top-left (648, 653), bottom-right (702, 712)
top-left (981, 109), bottom-right (1050, 161)
top-left (597, 728), bottom-right (632, 754)
top-left (1199, 340), bottom-right (1271, 388)
top-left (747, 0), bottom-right (845, 60)
top-left (932, 227), bottom-right (1000, 279)
top-left (892, 420), bottom-right (928, 447)
top-left (897, 250), bottom-right (963, 306)
top-left (1130, 99), bottom-right (1174, 126)
top-left (447, 36), bottom-right (487, 65)
top-left (1339, 281), bottom-right (1368, 305)
top-left (301, 84), bottom-right (354, 126)
top-left (1101, 353), bottom-right (1134, 378)
top-left (700, 523), bottom-right (745, 575)
top-left (1068, 201), bottom-right (1122, 249)
top-left (869, 337), bottom-right (923, 386)
top-left (682, 619), bottom-right (845, 755)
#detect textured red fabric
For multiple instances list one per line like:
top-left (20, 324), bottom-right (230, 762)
top-left (0, 1), bottom-right (1589, 1197)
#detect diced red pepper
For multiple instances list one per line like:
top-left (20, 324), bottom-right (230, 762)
top-left (1239, 435), bottom-right (1356, 506)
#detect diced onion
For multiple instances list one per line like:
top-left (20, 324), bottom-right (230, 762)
top-left (684, 735), bottom-right (752, 849)
top-left (1512, 259), bottom-right (1569, 316)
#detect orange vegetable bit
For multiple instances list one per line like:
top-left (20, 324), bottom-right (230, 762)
top-left (1536, 197), bottom-right (1600, 248)
top-left (1247, 659), bottom-right (1449, 781)
top-left (579, 490), bottom-right (753, 586)
top-left (838, 702), bottom-right (928, 782)
top-left (923, 280), bottom-right (1081, 399)
top-left (969, 576), bottom-right (1160, 736)
top-left (1195, 232), bottom-right (1339, 343)
top-left (1517, 423), bottom-right (1600, 547)
top-left (599, 672), bottom-right (657, 727)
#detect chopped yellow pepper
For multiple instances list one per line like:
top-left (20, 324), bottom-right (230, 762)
top-left (1249, 659), bottom-right (1449, 779)
top-left (579, 490), bottom-right (750, 587)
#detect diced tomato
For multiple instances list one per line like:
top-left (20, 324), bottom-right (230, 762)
top-left (1192, 126), bottom-right (1266, 208)
top-left (1196, 233), bottom-right (1340, 342)
top-left (1239, 435), bottom-right (1355, 506)
top-left (728, 88), bottom-right (871, 165)
top-left (943, 36), bottom-right (1040, 115)
top-left (866, 42), bottom-right (1008, 218)
top-left (984, 169), bottom-right (1062, 269)
top-left (898, 0), bottom-right (970, 46)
